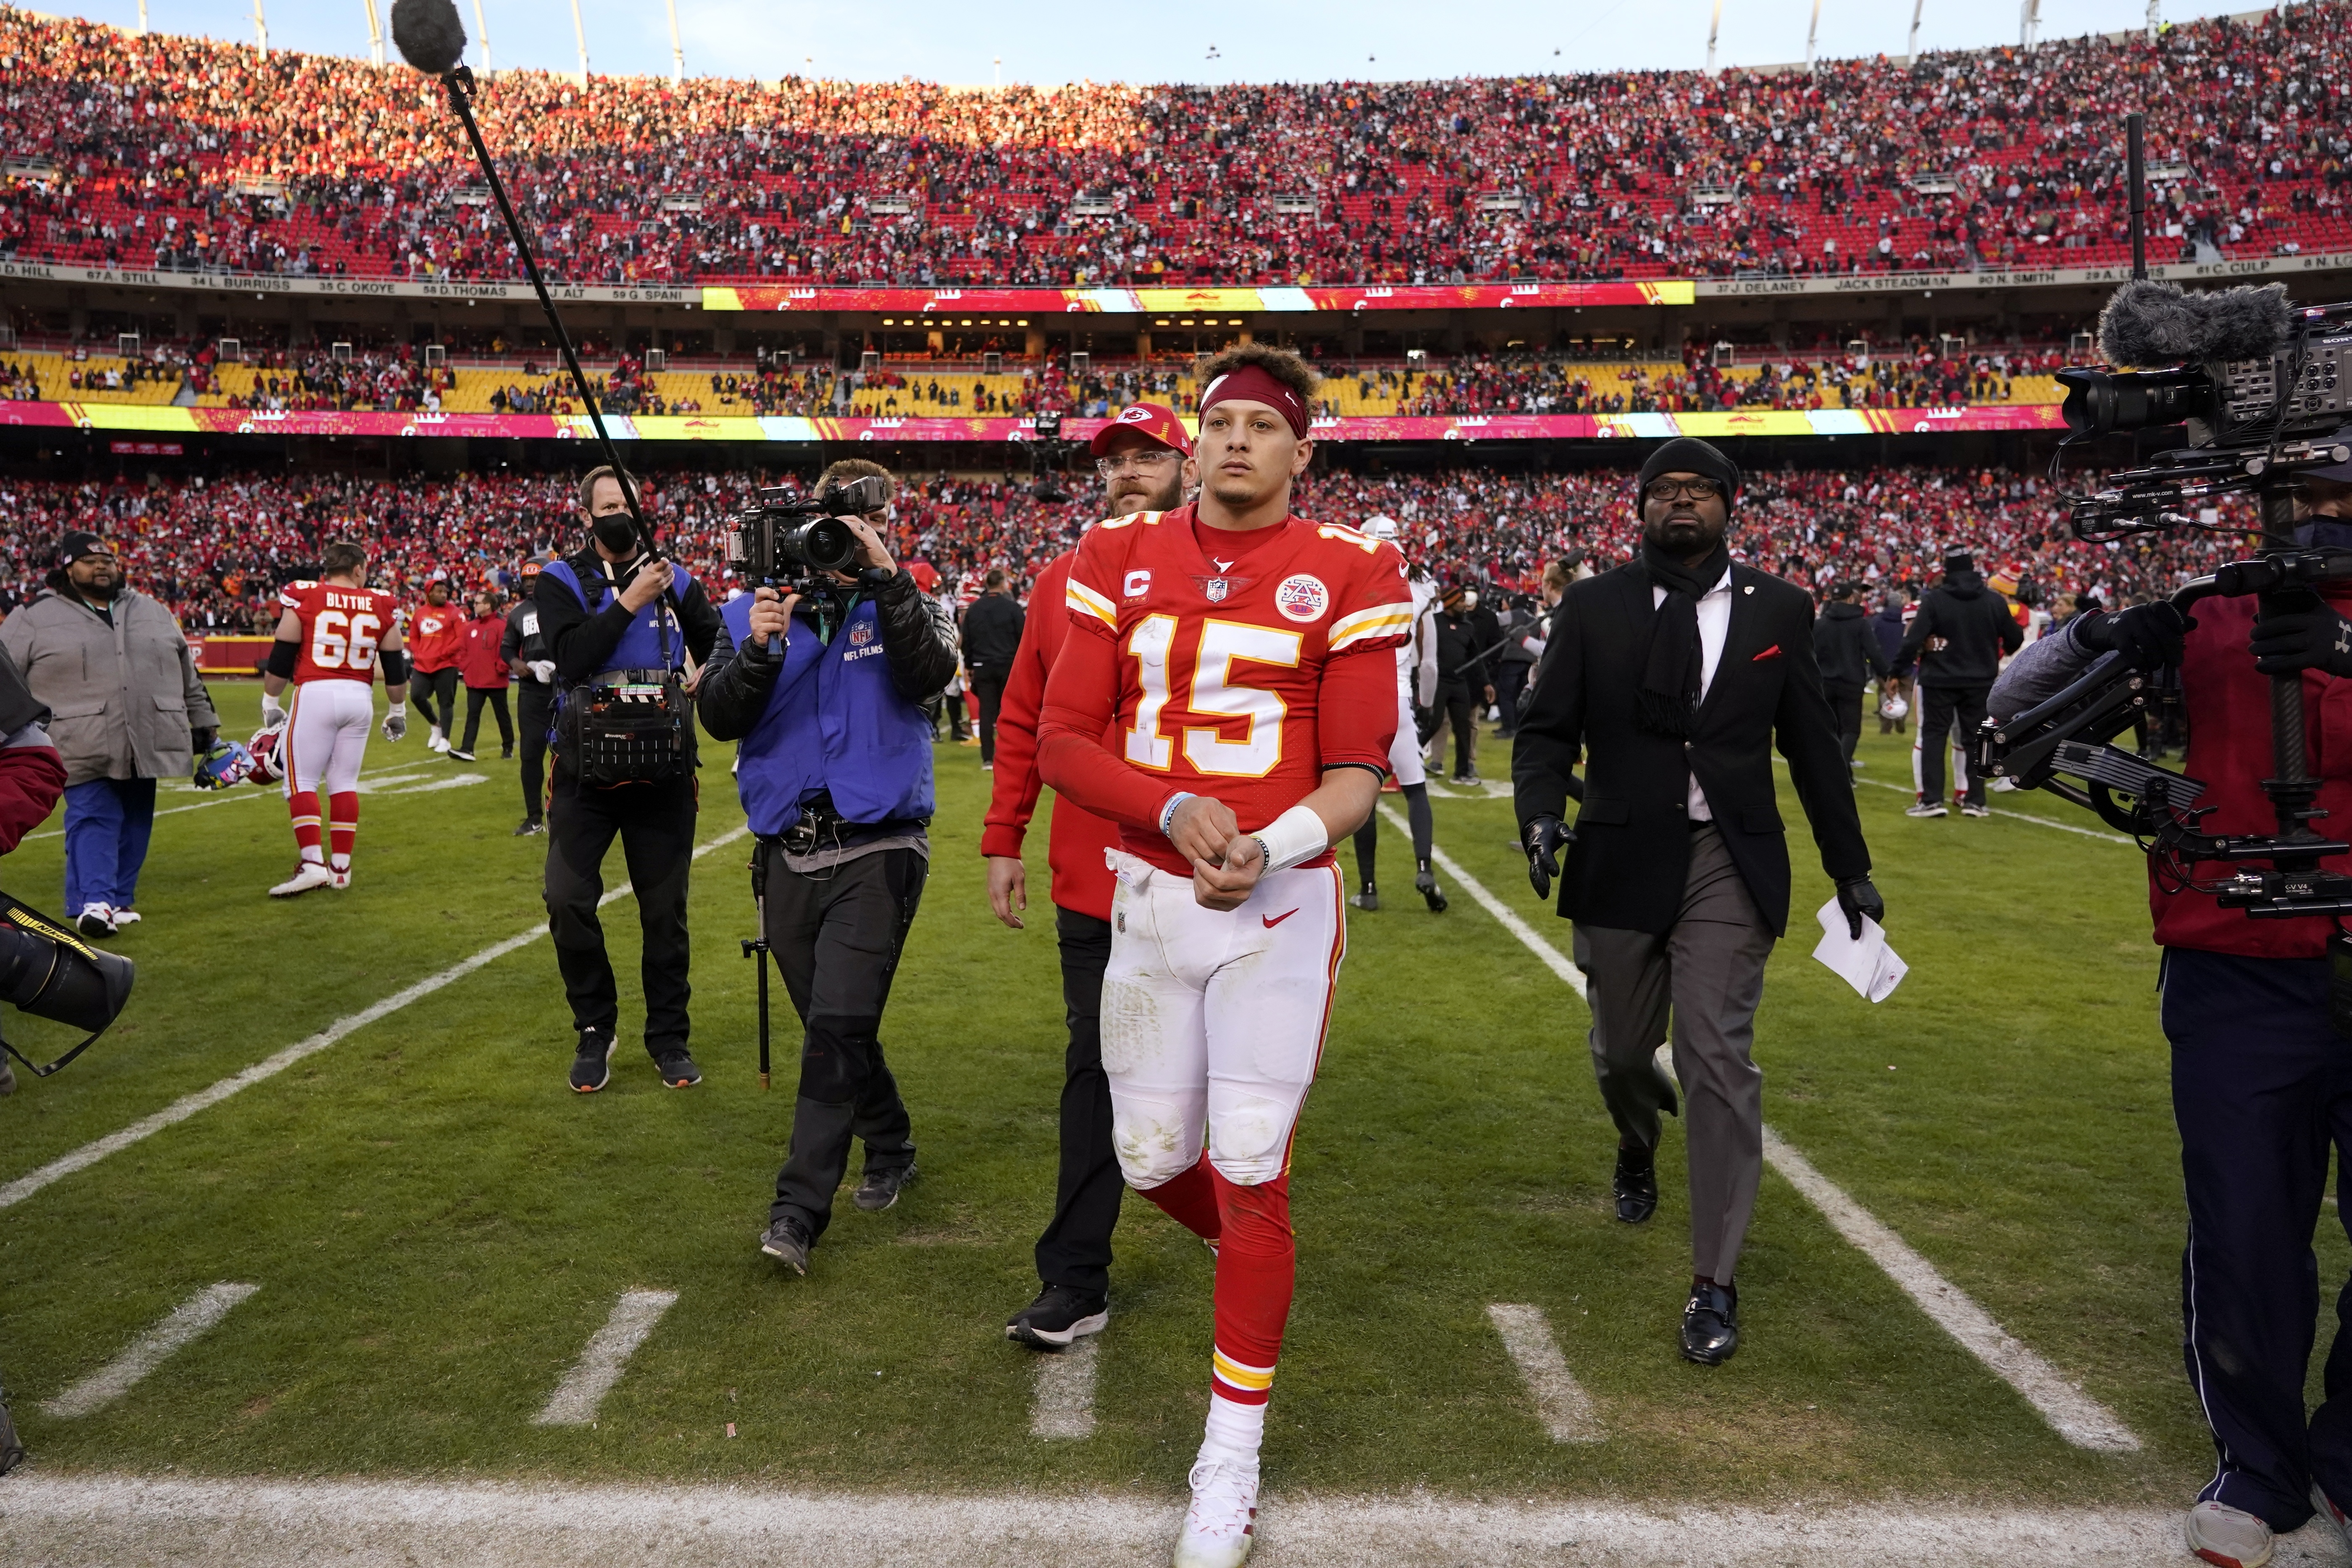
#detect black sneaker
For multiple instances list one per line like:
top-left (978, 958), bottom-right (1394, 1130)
top-left (1348, 882), bottom-right (1380, 911)
top-left (1416, 867), bottom-right (1449, 912)
top-left (569, 1028), bottom-right (616, 1093)
top-left (1006, 1284), bottom-right (1110, 1350)
top-left (515, 819), bottom-right (546, 836)
top-left (0, 1392), bottom-right (23, 1476)
top-left (654, 1049), bottom-right (701, 1088)
top-left (852, 1162), bottom-right (917, 1212)
top-left (501, 744), bottom-right (515, 760)
top-left (448, 749), bottom-right (477, 762)
top-left (1451, 771), bottom-right (1483, 787)
top-left (760, 1215), bottom-right (812, 1274)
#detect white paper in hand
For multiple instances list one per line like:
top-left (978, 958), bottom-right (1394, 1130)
top-left (1811, 896), bottom-right (1907, 1003)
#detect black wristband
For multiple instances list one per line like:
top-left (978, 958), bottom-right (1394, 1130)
top-left (265, 638), bottom-right (299, 678)
top-left (378, 649), bottom-right (411, 684)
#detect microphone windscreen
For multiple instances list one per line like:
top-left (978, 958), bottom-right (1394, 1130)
top-left (390, 0), bottom-right (468, 76)
top-left (2097, 279), bottom-right (2205, 368)
top-left (2192, 283), bottom-right (2292, 365)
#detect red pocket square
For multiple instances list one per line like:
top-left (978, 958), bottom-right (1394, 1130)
top-left (1751, 644), bottom-right (1782, 662)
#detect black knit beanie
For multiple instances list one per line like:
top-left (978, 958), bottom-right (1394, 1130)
top-left (1635, 437), bottom-right (1742, 512)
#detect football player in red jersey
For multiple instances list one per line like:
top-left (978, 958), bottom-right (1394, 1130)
top-left (1037, 347), bottom-right (1412, 1568)
top-left (406, 576), bottom-right (467, 754)
top-left (985, 402), bottom-right (1193, 1353)
top-left (260, 539), bottom-right (410, 897)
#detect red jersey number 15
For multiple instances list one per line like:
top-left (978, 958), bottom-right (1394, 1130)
top-left (1123, 615), bottom-right (1301, 780)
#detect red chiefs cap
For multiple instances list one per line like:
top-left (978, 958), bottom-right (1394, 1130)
top-left (1089, 402), bottom-right (1193, 458)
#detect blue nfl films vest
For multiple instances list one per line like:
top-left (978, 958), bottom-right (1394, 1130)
top-left (543, 558), bottom-right (696, 675)
top-left (722, 591), bottom-right (935, 837)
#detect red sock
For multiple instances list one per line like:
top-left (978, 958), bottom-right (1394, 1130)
top-left (1138, 1157), bottom-right (1222, 1244)
top-left (288, 788), bottom-right (323, 863)
top-left (1207, 1166), bottom-right (1295, 1408)
top-left (327, 791), bottom-right (358, 871)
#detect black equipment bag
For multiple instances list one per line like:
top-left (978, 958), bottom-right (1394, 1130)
top-left (559, 667), bottom-right (690, 787)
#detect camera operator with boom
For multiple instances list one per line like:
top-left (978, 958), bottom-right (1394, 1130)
top-left (539, 466), bottom-right (723, 1095)
top-left (1985, 250), bottom-right (2352, 1564)
top-left (697, 460), bottom-right (959, 1276)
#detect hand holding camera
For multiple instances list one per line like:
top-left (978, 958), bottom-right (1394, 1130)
top-left (747, 587), bottom-right (797, 651)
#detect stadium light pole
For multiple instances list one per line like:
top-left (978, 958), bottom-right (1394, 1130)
top-left (665, 0), bottom-right (684, 83)
top-left (1806, 0), bottom-right (1822, 73)
top-left (1705, 0), bottom-right (1721, 74)
top-left (1908, 0), bottom-right (1924, 62)
top-left (470, 0), bottom-right (493, 75)
top-left (135, 0), bottom-right (147, 34)
top-left (2019, 0), bottom-right (2040, 49)
top-left (253, 0), bottom-right (268, 57)
top-left (362, 0), bottom-right (386, 66)
top-left (569, 0), bottom-right (589, 86)
top-left (2147, 0), bottom-right (2160, 39)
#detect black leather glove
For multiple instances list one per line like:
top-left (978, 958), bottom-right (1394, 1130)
top-left (190, 726), bottom-right (215, 753)
top-left (1835, 876), bottom-right (1885, 940)
top-left (2075, 601), bottom-right (2189, 669)
top-left (2250, 604), bottom-right (2352, 678)
top-left (1525, 814), bottom-right (1574, 900)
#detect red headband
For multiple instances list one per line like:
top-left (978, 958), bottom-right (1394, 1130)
top-left (1198, 365), bottom-right (1310, 439)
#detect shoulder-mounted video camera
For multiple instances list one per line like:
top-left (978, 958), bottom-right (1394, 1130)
top-left (724, 475), bottom-right (889, 594)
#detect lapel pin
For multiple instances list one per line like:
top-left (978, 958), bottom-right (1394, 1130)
top-left (1743, 585), bottom-right (1755, 595)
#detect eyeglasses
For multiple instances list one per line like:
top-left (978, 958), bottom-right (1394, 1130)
top-left (1644, 478), bottom-right (1724, 502)
top-left (1095, 450), bottom-right (1180, 476)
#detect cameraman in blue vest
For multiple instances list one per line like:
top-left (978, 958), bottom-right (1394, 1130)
top-left (538, 465), bottom-right (723, 1095)
top-left (697, 459), bottom-right (960, 1276)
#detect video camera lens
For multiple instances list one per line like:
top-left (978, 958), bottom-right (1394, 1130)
top-left (2058, 366), bottom-right (2213, 440)
top-left (784, 516), bottom-right (861, 575)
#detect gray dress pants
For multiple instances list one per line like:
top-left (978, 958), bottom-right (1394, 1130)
top-left (1572, 823), bottom-right (1776, 1283)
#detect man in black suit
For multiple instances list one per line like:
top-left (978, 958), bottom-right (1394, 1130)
top-left (1513, 437), bottom-right (1882, 1367)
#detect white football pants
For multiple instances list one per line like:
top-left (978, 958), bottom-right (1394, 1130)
top-left (1099, 850), bottom-right (1346, 1190)
top-left (284, 679), bottom-right (373, 796)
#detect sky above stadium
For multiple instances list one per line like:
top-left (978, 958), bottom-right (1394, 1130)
top-left (56, 0), bottom-right (2259, 85)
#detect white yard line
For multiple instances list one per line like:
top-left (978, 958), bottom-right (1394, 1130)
top-left (1483, 1304), bottom-right (1604, 1444)
top-left (535, 1290), bottom-right (680, 1427)
top-left (0, 1473), bottom-right (2299, 1567)
top-left (1758, 1130), bottom-right (2140, 1452)
top-left (40, 1283), bottom-right (259, 1418)
top-left (1384, 808), bottom-right (2140, 1453)
top-left (1028, 1334), bottom-right (1101, 1440)
top-left (26, 761), bottom-right (491, 839)
top-left (368, 772), bottom-right (487, 796)
top-left (0, 826), bottom-right (751, 1212)
top-left (1778, 756), bottom-right (2134, 844)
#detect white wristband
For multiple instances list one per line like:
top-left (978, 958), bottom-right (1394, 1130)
top-left (1158, 791), bottom-right (1197, 837)
top-left (1251, 804), bottom-right (1329, 874)
top-left (386, 701), bottom-right (405, 716)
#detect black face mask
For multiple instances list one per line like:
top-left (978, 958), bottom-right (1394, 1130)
top-left (592, 512), bottom-right (639, 557)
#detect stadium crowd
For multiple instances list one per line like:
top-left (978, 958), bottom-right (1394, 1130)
top-left (3, 4), bottom-right (2351, 286)
top-left (0, 461), bottom-right (2251, 636)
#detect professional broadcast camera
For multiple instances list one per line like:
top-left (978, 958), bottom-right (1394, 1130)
top-left (723, 475), bottom-right (890, 593)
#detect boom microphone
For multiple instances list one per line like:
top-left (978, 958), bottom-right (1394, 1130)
top-left (389, 0), bottom-right (468, 77)
top-left (2097, 278), bottom-right (2292, 368)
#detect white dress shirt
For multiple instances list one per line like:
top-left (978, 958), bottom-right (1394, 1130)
top-left (1652, 566), bottom-right (1735, 822)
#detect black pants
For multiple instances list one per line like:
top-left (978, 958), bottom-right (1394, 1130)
top-left (517, 681), bottom-right (552, 825)
top-left (1034, 906), bottom-right (1119, 1295)
top-left (2163, 948), bottom-right (2352, 1531)
top-left (767, 843), bottom-right (927, 1239)
top-left (946, 688), bottom-right (971, 741)
top-left (1494, 661), bottom-right (1530, 736)
top-left (544, 768), bottom-right (696, 1057)
top-left (971, 670), bottom-right (1008, 765)
top-left (415, 667), bottom-right (461, 735)
top-left (1918, 683), bottom-right (1989, 807)
top-left (1824, 679), bottom-right (1865, 766)
top-left (461, 685), bottom-right (513, 756)
top-left (1437, 680), bottom-right (1478, 778)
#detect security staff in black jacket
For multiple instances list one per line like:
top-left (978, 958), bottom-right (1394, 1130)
top-left (1812, 582), bottom-right (1888, 767)
top-left (1895, 548), bottom-right (2023, 817)
top-left (697, 458), bottom-right (962, 1276)
top-left (1515, 436), bottom-right (1880, 1368)
top-left (539, 466), bottom-right (723, 1093)
top-left (959, 568), bottom-right (1024, 767)
top-left (1431, 584), bottom-right (1496, 784)
top-left (500, 556), bottom-right (555, 836)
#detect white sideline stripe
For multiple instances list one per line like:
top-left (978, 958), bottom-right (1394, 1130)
top-left (1758, 1129), bottom-right (2140, 1452)
top-left (1029, 1334), bottom-right (1100, 1439)
top-left (1773, 755), bottom-right (2134, 844)
top-left (534, 1289), bottom-right (679, 1426)
top-left (1387, 808), bottom-right (2141, 1454)
top-left (0, 826), bottom-right (751, 1212)
top-left (369, 772), bottom-right (488, 796)
top-left (1484, 1303), bottom-right (1603, 1444)
top-left (41, 1283), bottom-right (260, 1418)
top-left (0, 1474), bottom-right (2248, 1567)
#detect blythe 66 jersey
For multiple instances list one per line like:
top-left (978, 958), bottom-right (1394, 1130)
top-left (1060, 505), bottom-right (1413, 873)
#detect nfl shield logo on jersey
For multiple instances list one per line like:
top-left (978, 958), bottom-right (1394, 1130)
top-left (1205, 578), bottom-right (1230, 603)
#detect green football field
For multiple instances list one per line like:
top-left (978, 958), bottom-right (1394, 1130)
top-left (0, 682), bottom-right (2339, 1563)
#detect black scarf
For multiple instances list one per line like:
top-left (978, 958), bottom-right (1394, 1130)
top-left (1636, 539), bottom-right (1731, 738)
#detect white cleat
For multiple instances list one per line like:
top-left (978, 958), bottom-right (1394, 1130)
top-left (75, 902), bottom-right (116, 937)
top-left (108, 908), bottom-right (142, 925)
top-left (428, 728), bottom-right (449, 754)
top-left (268, 861), bottom-right (338, 899)
top-left (2185, 1500), bottom-right (2273, 1568)
top-left (1173, 1456), bottom-right (1258, 1568)
top-left (329, 867), bottom-right (352, 890)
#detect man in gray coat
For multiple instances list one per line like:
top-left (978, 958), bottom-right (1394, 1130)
top-left (0, 530), bottom-right (218, 936)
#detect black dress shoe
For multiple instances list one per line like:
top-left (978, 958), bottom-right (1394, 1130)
top-left (1681, 1281), bottom-right (1740, 1366)
top-left (1613, 1145), bottom-right (1658, 1224)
